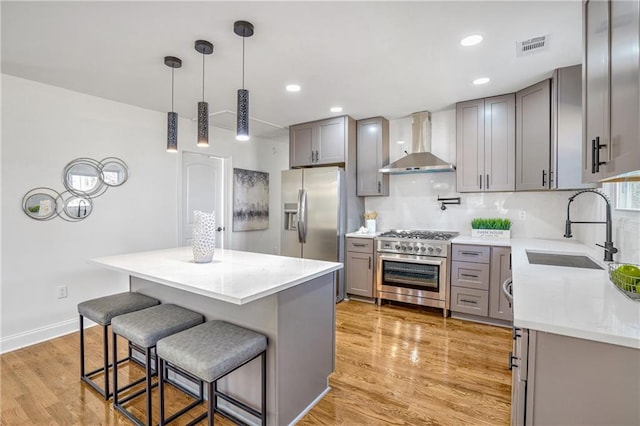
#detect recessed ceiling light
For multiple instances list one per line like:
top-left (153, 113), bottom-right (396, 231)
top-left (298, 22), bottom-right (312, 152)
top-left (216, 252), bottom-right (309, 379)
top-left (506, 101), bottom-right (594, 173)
top-left (461, 34), bottom-right (483, 47)
top-left (397, 140), bottom-right (405, 144)
top-left (473, 77), bottom-right (490, 85)
top-left (330, 106), bottom-right (343, 113)
top-left (286, 84), bottom-right (301, 92)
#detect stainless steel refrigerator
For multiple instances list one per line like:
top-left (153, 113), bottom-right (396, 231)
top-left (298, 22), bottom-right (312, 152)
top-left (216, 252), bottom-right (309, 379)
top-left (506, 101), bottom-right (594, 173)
top-left (281, 167), bottom-right (346, 301)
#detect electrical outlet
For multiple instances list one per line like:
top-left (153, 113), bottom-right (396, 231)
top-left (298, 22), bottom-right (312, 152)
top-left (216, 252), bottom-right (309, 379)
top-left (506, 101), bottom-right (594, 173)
top-left (56, 285), bottom-right (68, 299)
top-left (519, 210), bottom-right (527, 221)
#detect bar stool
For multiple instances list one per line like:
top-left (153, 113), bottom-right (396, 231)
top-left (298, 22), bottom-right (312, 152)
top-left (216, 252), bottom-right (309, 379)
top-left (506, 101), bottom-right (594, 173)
top-left (111, 304), bottom-right (204, 426)
top-left (156, 320), bottom-right (267, 426)
top-left (77, 292), bottom-right (160, 399)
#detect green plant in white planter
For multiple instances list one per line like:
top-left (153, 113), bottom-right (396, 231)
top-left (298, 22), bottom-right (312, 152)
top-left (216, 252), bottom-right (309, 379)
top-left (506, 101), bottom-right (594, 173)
top-left (471, 218), bottom-right (511, 239)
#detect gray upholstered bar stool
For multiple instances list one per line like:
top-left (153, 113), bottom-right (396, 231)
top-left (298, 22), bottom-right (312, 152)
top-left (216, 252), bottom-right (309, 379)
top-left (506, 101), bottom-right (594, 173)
top-left (77, 292), bottom-right (160, 400)
top-left (111, 304), bottom-right (204, 426)
top-left (156, 320), bottom-right (267, 426)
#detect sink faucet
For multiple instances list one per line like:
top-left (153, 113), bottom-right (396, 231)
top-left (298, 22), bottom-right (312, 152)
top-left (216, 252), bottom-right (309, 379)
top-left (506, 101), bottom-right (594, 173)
top-left (563, 189), bottom-right (618, 262)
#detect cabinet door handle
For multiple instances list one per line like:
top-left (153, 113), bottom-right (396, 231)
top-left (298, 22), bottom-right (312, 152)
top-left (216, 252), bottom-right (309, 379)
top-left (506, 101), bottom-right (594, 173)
top-left (461, 273), bottom-right (479, 278)
top-left (368, 256), bottom-right (372, 270)
top-left (509, 351), bottom-right (518, 370)
top-left (512, 327), bottom-right (521, 340)
top-left (486, 174), bottom-right (490, 190)
top-left (591, 139), bottom-right (597, 173)
top-left (542, 169), bottom-right (547, 187)
top-left (352, 243), bottom-right (367, 247)
top-left (595, 136), bottom-right (606, 172)
top-left (460, 251), bottom-right (480, 256)
top-left (377, 181), bottom-right (381, 193)
top-left (460, 298), bottom-right (478, 304)
top-left (479, 174), bottom-right (482, 189)
top-left (311, 151), bottom-right (315, 163)
top-left (315, 150), bottom-right (319, 162)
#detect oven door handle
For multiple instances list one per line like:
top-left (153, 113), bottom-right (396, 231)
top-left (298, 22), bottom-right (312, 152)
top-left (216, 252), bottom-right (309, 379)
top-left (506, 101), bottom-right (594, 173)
top-left (376, 252), bottom-right (446, 267)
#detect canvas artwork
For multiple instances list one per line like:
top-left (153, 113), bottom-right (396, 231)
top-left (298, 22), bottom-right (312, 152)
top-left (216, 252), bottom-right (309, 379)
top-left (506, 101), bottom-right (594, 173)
top-left (233, 168), bottom-right (269, 231)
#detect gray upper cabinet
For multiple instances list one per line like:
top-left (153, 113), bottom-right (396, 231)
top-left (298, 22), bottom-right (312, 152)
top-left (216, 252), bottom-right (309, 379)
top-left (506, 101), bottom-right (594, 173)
top-left (516, 79), bottom-right (551, 191)
top-left (356, 117), bottom-right (389, 196)
top-left (456, 94), bottom-right (515, 193)
top-left (583, 0), bottom-right (640, 182)
top-left (289, 116), bottom-right (348, 168)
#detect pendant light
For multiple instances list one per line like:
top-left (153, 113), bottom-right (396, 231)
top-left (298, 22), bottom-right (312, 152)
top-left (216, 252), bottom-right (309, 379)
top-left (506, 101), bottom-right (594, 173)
top-left (234, 20), bottom-right (254, 141)
top-left (195, 40), bottom-right (214, 147)
top-left (164, 56), bottom-right (182, 153)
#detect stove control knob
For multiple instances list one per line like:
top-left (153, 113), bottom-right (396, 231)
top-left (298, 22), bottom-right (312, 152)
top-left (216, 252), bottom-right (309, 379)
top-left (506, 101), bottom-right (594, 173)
top-left (428, 246), bottom-right (434, 252)
top-left (395, 245), bottom-right (401, 250)
top-left (435, 247), bottom-right (442, 253)
top-left (404, 246), bottom-right (410, 251)
top-left (421, 246), bottom-right (426, 252)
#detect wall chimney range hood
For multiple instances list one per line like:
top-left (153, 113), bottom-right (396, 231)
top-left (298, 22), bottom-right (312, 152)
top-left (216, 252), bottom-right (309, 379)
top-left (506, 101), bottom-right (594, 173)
top-left (379, 111), bottom-right (456, 174)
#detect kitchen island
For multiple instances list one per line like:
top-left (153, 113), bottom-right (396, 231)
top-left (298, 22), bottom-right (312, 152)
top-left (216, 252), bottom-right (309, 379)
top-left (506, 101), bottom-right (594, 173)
top-left (90, 247), bottom-right (342, 426)
top-left (510, 238), bottom-right (640, 425)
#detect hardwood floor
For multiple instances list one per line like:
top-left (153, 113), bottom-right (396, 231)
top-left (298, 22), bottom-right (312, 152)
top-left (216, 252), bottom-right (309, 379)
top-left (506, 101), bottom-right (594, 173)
top-left (0, 301), bottom-right (512, 425)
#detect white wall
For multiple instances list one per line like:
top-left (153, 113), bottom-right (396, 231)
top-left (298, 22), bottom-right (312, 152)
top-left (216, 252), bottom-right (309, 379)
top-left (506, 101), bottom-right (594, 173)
top-left (366, 110), bottom-right (640, 263)
top-left (0, 75), bottom-right (288, 353)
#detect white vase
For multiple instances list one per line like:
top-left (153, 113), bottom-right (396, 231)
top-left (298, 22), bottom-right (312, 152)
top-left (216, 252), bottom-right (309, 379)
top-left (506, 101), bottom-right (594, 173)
top-left (192, 210), bottom-right (216, 263)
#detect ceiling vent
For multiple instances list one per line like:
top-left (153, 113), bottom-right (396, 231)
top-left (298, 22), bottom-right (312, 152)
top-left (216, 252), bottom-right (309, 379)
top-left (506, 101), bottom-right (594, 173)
top-left (517, 35), bottom-right (549, 57)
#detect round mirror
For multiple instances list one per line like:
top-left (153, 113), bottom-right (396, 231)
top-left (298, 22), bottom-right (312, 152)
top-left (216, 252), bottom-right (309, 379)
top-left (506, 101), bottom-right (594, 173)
top-left (63, 158), bottom-right (106, 197)
top-left (22, 188), bottom-right (60, 221)
top-left (58, 192), bottom-right (93, 221)
top-left (100, 157), bottom-right (129, 187)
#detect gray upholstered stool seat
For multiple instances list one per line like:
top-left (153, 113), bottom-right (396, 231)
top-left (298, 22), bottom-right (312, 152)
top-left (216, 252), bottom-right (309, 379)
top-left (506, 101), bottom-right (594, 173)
top-left (111, 304), bottom-right (204, 426)
top-left (156, 320), bottom-right (267, 426)
top-left (77, 292), bottom-right (159, 400)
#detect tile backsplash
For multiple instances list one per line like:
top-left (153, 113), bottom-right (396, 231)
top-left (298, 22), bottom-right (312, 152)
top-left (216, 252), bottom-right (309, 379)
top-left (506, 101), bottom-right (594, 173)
top-left (363, 173), bottom-right (640, 264)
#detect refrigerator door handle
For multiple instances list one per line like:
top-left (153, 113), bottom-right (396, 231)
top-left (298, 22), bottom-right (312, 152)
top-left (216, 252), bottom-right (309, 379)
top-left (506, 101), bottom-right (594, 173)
top-left (297, 189), bottom-right (308, 244)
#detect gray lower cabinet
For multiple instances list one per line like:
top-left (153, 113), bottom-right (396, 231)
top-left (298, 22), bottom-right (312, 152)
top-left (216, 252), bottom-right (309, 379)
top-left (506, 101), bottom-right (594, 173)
top-left (583, 0), bottom-right (640, 182)
top-left (456, 94), bottom-right (516, 193)
top-left (290, 116), bottom-right (352, 168)
top-left (450, 243), bottom-right (512, 323)
top-left (511, 328), bottom-right (639, 425)
top-left (345, 237), bottom-right (374, 298)
top-left (356, 117), bottom-right (389, 196)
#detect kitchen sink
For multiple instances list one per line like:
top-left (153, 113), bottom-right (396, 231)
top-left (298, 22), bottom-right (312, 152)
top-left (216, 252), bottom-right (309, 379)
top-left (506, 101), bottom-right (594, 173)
top-left (526, 250), bottom-right (604, 270)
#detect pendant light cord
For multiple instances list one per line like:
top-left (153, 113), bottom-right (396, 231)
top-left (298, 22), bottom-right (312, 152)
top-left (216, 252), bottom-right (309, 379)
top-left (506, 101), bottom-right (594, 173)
top-left (242, 36), bottom-right (245, 89)
top-left (202, 52), bottom-right (205, 101)
top-left (171, 67), bottom-right (175, 112)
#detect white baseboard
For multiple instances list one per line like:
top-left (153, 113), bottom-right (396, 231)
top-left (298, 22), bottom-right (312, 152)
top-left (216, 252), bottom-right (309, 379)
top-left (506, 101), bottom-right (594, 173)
top-left (0, 317), bottom-right (96, 354)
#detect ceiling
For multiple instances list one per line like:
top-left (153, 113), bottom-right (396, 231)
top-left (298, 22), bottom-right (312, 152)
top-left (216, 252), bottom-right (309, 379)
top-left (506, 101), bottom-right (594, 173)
top-left (1, 1), bottom-right (582, 139)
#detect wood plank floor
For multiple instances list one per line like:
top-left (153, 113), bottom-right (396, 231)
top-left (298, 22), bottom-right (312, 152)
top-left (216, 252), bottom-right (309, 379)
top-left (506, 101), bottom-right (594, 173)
top-left (0, 301), bottom-right (512, 425)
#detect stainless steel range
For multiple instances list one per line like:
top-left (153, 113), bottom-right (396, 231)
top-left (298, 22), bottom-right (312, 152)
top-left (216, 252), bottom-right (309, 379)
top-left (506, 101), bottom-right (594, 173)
top-left (376, 230), bottom-right (459, 316)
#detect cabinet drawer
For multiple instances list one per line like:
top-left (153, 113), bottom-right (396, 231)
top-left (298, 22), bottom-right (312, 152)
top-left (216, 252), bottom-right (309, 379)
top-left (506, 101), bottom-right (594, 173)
top-left (346, 238), bottom-right (373, 253)
top-left (451, 261), bottom-right (490, 290)
top-left (450, 287), bottom-right (489, 316)
top-left (451, 244), bottom-right (490, 263)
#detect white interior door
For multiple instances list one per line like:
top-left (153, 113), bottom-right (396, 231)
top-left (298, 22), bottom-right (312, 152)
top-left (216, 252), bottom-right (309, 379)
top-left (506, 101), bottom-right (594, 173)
top-left (181, 152), bottom-right (225, 247)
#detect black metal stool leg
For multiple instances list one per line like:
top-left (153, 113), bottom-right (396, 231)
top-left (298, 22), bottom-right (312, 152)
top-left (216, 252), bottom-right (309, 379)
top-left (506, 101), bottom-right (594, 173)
top-left (208, 381), bottom-right (215, 426)
top-left (146, 346), bottom-right (153, 426)
top-left (103, 324), bottom-right (109, 400)
top-left (159, 358), bottom-right (165, 426)
top-left (261, 351), bottom-right (267, 426)
top-left (79, 315), bottom-right (85, 379)
top-left (112, 331), bottom-right (119, 406)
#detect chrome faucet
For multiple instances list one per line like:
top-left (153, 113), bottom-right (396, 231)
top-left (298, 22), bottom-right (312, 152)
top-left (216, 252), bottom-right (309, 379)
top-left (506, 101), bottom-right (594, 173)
top-left (563, 189), bottom-right (618, 262)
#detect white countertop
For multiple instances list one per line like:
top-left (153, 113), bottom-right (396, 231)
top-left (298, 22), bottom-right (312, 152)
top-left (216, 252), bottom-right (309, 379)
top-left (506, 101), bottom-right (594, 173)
top-left (511, 238), bottom-right (640, 349)
top-left (90, 247), bottom-right (342, 305)
top-left (451, 235), bottom-right (511, 247)
top-left (345, 231), bottom-right (380, 239)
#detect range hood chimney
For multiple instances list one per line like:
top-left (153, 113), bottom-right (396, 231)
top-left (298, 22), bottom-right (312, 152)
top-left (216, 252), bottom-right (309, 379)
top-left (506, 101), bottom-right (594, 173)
top-left (379, 111), bottom-right (456, 174)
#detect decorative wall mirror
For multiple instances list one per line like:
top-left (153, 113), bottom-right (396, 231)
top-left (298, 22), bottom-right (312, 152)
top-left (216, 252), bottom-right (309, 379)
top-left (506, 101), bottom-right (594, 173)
top-left (22, 187), bottom-right (60, 221)
top-left (23, 157), bottom-right (128, 222)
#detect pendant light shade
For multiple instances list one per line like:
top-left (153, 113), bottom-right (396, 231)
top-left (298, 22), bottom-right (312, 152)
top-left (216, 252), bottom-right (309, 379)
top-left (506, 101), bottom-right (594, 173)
top-left (164, 56), bottom-right (182, 153)
top-left (234, 20), bottom-right (254, 141)
top-left (195, 40), bottom-right (214, 147)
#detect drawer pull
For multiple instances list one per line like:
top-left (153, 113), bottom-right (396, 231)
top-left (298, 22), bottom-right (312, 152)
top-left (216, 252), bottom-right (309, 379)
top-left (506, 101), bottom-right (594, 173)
top-left (460, 298), bottom-right (478, 304)
top-left (460, 273), bottom-right (478, 278)
top-left (460, 251), bottom-right (480, 256)
top-left (352, 243), bottom-right (367, 247)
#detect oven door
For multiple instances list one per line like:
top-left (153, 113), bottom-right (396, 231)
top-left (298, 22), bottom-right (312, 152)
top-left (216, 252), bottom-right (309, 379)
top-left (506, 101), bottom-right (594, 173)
top-left (376, 252), bottom-right (448, 307)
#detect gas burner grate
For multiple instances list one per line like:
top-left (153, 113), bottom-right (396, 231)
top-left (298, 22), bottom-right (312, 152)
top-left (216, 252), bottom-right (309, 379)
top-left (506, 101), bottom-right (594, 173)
top-left (378, 230), bottom-right (458, 241)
